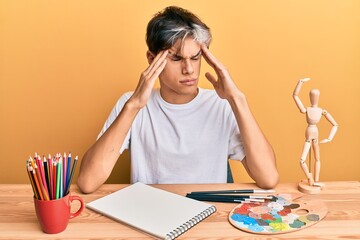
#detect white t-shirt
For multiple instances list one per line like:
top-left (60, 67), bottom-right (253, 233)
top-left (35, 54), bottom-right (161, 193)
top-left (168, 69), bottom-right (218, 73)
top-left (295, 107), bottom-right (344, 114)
top-left (98, 88), bottom-right (245, 184)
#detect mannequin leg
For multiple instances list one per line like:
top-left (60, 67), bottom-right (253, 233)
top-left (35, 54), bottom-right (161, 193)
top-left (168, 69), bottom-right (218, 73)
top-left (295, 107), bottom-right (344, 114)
top-left (300, 141), bottom-right (314, 185)
top-left (312, 140), bottom-right (324, 187)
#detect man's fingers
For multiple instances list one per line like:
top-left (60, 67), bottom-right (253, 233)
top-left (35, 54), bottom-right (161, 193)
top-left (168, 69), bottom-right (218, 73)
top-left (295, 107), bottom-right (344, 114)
top-left (150, 59), bottom-right (167, 82)
top-left (201, 45), bottom-right (227, 78)
top-left (205, 72), bottom-right (217, 85)
top-left (136, 51), bottom-right (167, 96)
top-left (141, 58), bottom-right (167, 91)
top-left (201, 45), bottom-right (224, 70)
top-left (200, 45), bottom-right (216, 68)
top-left (143, 50), bottom-right (168, 77)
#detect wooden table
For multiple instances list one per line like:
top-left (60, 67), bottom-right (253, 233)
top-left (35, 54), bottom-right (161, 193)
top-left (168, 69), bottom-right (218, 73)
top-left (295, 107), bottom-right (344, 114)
top-left (1, 181), bottom-right (359, 239)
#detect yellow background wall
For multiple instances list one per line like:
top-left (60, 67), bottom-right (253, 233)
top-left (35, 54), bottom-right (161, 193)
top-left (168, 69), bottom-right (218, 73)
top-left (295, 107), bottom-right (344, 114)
top-left (1, 0), bottom-right (359, 184)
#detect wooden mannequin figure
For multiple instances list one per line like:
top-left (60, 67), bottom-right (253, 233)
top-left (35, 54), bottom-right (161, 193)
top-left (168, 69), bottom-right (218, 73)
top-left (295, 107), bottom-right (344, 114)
top-left (293, 78), bottom-right (338, 194)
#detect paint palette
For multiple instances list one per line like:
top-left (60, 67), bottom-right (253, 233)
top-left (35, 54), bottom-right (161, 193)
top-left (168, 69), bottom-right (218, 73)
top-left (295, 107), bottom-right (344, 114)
top-left (228, 194), bottom-right (327, 234)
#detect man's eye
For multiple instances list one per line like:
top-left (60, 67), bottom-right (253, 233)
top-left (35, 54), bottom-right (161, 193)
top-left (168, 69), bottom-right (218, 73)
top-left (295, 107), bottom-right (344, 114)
top-left (191, 53), bottom-right (202, 61)
top-left (171, 57), bottom-right (182, 61)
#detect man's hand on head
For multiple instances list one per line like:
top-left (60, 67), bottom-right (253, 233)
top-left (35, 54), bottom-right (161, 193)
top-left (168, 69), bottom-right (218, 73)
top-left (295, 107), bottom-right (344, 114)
top-left (201, 45), bottom-right (242, 101)
top-left (128, 50), bottom-right (168, 110)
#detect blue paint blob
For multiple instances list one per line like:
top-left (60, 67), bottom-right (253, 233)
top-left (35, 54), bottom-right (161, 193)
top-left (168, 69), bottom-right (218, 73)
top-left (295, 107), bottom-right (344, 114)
top-left (231, 213), bottom-right (245, 222)
top-left (270, 213), bottom-right (282, 220)
top-left (235, 221), bottom-right (249, 229)
top-left (248, 224), bottom-right (264, 232)
top-left (231, 213), bottom-right (258, 228)
top-left (242, 216), bottom-right (257, 225)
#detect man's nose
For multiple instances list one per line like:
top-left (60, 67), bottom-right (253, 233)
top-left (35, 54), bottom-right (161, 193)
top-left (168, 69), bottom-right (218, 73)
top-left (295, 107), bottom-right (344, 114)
top-left (182, 59), bottom-right (194, 75)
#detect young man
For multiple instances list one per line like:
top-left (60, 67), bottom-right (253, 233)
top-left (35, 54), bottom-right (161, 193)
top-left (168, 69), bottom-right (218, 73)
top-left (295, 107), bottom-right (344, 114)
top-left (77, 6), bottom-right (279, 193)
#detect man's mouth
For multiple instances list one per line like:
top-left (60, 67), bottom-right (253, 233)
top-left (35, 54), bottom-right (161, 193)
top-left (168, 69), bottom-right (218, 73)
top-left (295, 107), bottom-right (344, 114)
top-left (179, 79), bottom-right (197, 86)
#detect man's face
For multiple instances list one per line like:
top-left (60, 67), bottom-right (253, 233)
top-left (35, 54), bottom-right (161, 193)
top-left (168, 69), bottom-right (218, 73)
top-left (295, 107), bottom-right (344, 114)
top-left (158, 37), bottom-right (202, 104)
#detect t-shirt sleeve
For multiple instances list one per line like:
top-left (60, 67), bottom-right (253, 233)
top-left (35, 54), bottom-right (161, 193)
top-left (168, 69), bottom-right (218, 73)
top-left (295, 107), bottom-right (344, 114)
top-left (228, 112), bottom-right (245, 161)
top-left (97, 92), bottom-right (133, 154)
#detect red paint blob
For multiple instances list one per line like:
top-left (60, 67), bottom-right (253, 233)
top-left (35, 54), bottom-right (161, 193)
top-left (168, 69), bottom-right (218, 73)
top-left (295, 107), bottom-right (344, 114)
top-left (261, 213), bottom-right (276, 220)
top-left (234, 204), bottom-right (251, 215)
top-left (278, 207), bottom-right (291, 216)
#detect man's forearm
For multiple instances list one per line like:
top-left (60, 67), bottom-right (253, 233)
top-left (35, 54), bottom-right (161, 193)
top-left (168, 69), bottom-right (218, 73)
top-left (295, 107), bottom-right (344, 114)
top-left (77, 102), bottom-right (140, 193)
top-left (228, 93), bottom-right (278, 189)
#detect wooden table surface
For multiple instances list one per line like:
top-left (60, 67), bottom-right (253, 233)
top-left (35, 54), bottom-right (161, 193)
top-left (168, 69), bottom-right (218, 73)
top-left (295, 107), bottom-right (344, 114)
top-left (1, 181), bottom-right (359, 239)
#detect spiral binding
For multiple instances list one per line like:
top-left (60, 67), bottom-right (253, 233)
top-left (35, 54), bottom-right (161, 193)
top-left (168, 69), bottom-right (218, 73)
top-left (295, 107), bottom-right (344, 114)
top-left (165, 205), bottom-right (216, 240)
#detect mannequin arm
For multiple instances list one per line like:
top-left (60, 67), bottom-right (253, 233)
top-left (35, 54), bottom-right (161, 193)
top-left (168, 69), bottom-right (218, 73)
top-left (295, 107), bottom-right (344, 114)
top-left (320, 110), bottom-right (339, 143)
top-left (293, 78), bottom-right (310, 113)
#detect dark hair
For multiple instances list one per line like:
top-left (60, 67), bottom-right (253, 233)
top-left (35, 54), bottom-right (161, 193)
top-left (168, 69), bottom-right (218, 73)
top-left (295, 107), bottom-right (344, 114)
top-left (146, 6), bottom-right (211, 54)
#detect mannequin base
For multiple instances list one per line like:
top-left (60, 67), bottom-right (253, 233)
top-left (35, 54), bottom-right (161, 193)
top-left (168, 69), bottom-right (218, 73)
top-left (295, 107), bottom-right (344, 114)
top-left (298, 180), bottom-right (324, 194)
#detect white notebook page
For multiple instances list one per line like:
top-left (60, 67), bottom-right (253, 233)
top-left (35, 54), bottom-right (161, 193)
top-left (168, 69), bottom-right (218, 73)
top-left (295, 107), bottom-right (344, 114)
top-left (86, 182), bottom-right (216, 239)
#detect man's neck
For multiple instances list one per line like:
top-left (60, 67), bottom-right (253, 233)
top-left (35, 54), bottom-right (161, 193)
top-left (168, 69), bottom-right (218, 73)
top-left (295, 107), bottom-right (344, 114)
top-left (159, 88), bottom-right (199, 104)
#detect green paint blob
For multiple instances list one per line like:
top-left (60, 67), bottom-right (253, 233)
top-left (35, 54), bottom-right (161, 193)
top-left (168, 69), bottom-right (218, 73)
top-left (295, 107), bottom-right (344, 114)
top-left (289, 219), bottom-right (306, 228)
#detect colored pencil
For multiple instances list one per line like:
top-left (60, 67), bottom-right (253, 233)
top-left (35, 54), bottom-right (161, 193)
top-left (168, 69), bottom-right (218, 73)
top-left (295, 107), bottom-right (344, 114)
top-left (66, 153), bottom-right (71, 188)
top-left (56, 160), bottom-right (61, 199)
top-left (39, 156), bottom-right (50, 198)
top-left (35, 153), bottom-right (46, 193)
top-left (59, 157), bottom-right (63, 198)
top-left (43, 156), bottom-right (51, 197)
top-left (65, 156), bottom-right (78, 195)
top-left (53, 160), bottom-right (57, 199)
top-left (27, 157), bottom-right (40, 199)
top-left (27, 164), bottom-right (39, 199)
top-left (34, 161), bottom-right (49, 201)
top-left (63, 152), bottom-right (67, 193)
top-left (32, 166), bottom-right (44, 200)
top-left (48, 154), bottom-right (53, 199)
top-left (28, 155), bottom-right (45, 200)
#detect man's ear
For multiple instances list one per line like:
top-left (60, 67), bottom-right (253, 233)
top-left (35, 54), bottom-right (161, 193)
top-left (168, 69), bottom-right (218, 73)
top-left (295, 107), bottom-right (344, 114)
top-left (146, 50), bottom-right (155, 64)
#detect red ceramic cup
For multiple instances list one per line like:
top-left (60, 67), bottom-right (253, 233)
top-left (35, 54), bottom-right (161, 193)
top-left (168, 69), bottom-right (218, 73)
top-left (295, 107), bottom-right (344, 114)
top-left (34, 193), bottom-right (84, 234)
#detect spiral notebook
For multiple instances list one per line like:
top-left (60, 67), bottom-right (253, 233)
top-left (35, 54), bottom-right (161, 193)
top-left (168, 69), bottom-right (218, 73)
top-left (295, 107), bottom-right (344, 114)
top-left (86, 182), bottom-right (216, 239)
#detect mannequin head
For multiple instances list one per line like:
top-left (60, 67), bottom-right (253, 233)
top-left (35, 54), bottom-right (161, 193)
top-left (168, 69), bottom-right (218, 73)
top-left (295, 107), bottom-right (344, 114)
top-left (310, 89), bottom-right (320, 106)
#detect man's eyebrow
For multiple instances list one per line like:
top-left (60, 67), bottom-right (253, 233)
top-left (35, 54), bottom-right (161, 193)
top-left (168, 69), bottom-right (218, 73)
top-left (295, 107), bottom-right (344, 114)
top-left (169, 52), bottom-right (182, 58)
top-left (168, 49), bottom-right (202, 59)
top-left (192, 50), bottom-right (202, 58)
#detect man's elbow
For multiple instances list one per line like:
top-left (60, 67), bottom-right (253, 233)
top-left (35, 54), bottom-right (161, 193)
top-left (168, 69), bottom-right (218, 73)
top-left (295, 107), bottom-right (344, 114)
top-left (77, 176), bottom-right (97, 194)
top-left (256, 171), bottom-right (279, 189)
